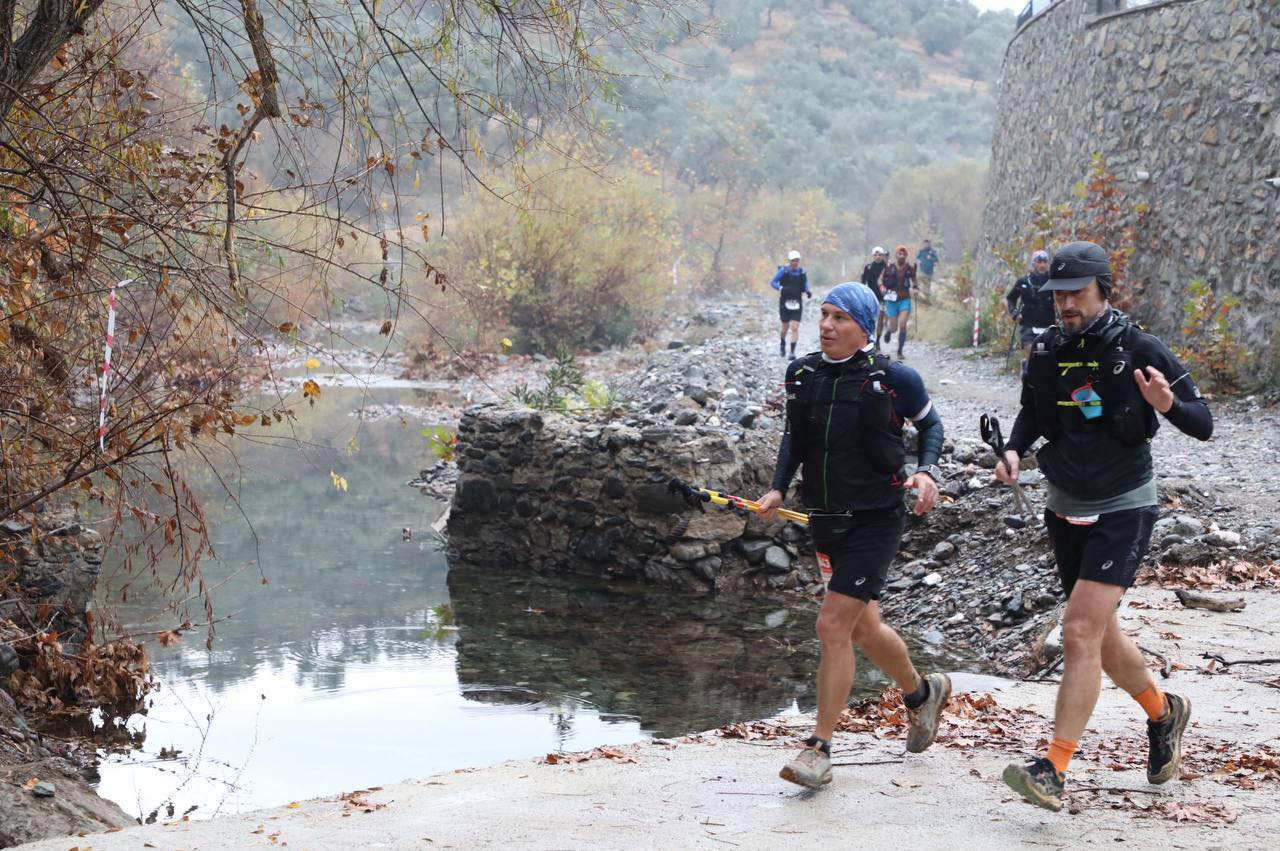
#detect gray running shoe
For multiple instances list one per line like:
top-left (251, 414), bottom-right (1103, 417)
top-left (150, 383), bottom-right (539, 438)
top-left (1147, 692), bottom-right (1191, 784)
top-left (905, 672), bottom-right (952, 753)
top-left (1003, 757), bottom-right (1064, 812)
top-left (779, 746), bottom-right (832, 788)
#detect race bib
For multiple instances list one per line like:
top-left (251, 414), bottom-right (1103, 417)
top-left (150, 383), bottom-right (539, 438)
top-left (884, 291), bottom-right (898, 302)
top-left (816, 551), bottom-right (833, 583)
top-left (784, 299), bottom-right (801, 310)
top-left (1056, 512), bottom-right (1100, 526)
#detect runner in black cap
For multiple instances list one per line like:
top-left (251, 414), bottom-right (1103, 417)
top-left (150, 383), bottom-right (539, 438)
top-left (1006, 249), bottom-right (1055, 374)
top-left (996, 240), bottom-right (1214, 812)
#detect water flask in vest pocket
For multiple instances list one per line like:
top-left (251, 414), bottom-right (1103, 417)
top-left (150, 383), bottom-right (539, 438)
top-left (1071, 382), bottom-right (1104, 420)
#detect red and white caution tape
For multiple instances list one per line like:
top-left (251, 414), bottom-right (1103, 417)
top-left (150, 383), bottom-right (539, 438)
top-left (97, 278), bottom-right (133, 451)
top-left (971, 294), bottom-right (981, 348)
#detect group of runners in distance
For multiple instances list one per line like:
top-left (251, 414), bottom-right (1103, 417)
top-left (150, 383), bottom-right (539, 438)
top-left (770, 241), bottom-right (938, 362)
top-left (758, 240), bottom-right (1213, 812)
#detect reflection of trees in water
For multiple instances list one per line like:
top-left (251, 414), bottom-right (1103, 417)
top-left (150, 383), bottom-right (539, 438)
top-left (447, 568), bottom-right (828, 738)
top-left (95, 388), bottom-right (450, 695)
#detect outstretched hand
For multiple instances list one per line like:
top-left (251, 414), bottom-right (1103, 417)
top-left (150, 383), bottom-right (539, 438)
top-left (1134, 365), bottom-right (1174, 413)
top-left (904, 473), bottom-right (938, 516)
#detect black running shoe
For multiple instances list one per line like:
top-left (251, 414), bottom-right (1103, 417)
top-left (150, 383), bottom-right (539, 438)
top-left (1147, 692), bottom-right (1191, 784)
top-left (1002, 757), bottom-right (1064, 812)
top-left (883, 330), bottom-right (893, 344)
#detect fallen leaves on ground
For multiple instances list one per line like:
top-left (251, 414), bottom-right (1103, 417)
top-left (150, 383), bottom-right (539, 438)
top-left (339, 789), bottom-right (387, 813)
top-left (833, 689), bottom-right (1053, 752)
top-left (1143, 558), bottom-right (1280, 590)
top-left (542, 746), bottom-right (638, 765)
top-left (1202, 746), bottom-right (1280, 789)
top-left (1121, 798), bottom-right (1237, 826)
top-left (715, 719), bottom-right (795, 741)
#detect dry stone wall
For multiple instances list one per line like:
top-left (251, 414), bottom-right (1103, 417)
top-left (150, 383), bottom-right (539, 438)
top-left (981, 0), bottom-right (1280, 382)
top-left (445, 404), bottom-right (823, 595)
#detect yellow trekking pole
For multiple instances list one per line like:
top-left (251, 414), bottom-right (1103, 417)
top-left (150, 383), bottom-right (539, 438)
top-left (667, 478), bottom-right (810, 525)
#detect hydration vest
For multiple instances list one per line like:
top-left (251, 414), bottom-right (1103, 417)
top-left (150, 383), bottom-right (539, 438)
top-left (1027, 314), bottom-right (1158, 448)
top-left (776, 267), bottom-right (807, 301)
top-left (784, 351), bottom-right (906, 511)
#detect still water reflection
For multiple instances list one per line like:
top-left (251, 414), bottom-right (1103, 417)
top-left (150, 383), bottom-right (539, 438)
top-left (88, 386), bottom-right (957, 819)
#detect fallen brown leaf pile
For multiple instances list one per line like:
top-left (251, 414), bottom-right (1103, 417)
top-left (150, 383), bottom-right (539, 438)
top-left (1203, 745), bottom-right (1280, 789)
top-left (1121, 799), bottom-right (1237, 826)
top-left (715, 719), bottom-right (795, 741)
top-left (1143, 558), bottom-right (1280, 590)
top-left (339, 788), bottom-right (387, 814)
top-left (833, 690), bottom-right (1052, 753)
top-left (542, 746), bottom-right (638, 765)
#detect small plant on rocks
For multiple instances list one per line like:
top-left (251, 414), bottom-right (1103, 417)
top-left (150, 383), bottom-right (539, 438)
top-left (1176, 279), bottom-right (1250, 392)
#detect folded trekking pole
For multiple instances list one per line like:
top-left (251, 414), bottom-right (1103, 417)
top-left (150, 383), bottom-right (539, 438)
top-left (667, 478), bottom-right (810, 525)
top-left (980, 414), bottom-right (1034, 518)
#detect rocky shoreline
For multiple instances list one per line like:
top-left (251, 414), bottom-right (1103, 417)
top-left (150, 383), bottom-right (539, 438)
top-left (0, 509), bottom-right (132, 846)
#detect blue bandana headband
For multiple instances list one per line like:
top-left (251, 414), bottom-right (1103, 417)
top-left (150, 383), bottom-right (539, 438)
top-left (823, 282), bottom-right (880, 339)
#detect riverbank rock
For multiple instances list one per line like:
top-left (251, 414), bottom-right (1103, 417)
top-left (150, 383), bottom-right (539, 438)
top-left (0, 681), bottom-right (131, 846)
top-left (0, 507), bottom-right (134, 846)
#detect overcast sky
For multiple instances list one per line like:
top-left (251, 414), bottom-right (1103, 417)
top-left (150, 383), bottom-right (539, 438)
top-left (970, 0), bottom-right (1025, 11)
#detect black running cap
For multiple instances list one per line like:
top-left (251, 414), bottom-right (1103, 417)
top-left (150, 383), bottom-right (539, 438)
top-left (1040, 241), bottom-right (1111, 292)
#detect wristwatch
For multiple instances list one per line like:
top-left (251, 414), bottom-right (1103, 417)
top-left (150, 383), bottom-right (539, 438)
top-left (917, 464), bottom-right (944, 482)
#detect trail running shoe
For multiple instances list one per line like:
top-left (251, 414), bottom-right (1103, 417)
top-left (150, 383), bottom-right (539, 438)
top-left (883, 330), bottom-right (893, 343)
top-left (1147, 692), bottom-right (1191, 784)
top-left (905, 672), bottom-right (951, 753)
top-left (779, 745), bottom-right (832, 789)
top-left (1002, 757), bottom-right (1064, 812)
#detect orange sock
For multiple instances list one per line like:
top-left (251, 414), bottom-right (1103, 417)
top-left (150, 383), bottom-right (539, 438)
top-left (1046, 737), bottom-right (1078, 776)
top-left (1134, 685), bottom-right (1168, 722)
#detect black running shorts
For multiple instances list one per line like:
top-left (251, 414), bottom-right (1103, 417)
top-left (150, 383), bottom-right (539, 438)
top-left (808, 504), bottom-right (907, 602)
top-left (1045, 506), bottom-right (1158, 597)
top-left (779, 302), bottom-right (803, 323)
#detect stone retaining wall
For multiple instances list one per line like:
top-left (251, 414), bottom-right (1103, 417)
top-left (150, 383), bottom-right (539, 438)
top-left (445, 404), bottom-right (821, 594)
top-left (981, 0), bottom-right (1280, 383)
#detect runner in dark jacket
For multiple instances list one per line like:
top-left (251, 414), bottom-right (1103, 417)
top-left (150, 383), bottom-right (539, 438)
top-left (997, 241), bottom-right (1213, 813)
top-left (1006, 249), bottom-right (1056, 373)
top-left (861, 246), bottom-right (888, 348)
top-left (757, 281), bottom-right (950, 791)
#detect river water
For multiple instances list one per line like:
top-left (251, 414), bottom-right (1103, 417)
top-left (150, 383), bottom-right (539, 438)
top-left (85, 384), bottom-right (960, 821)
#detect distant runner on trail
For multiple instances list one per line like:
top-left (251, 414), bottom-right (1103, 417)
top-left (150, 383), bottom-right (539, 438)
top-left (770, 249), bottom-right (811, 358)
top-left (860, 246), bottom-right (888, 348)
top-left (757, 281), bottom-right (950, 790)
top-left (915, 239), bottom-right (940, 303)
top-left (1006, 249), bottom-right (1055, 374)
top-left (997, 241), bottom-right (1214, 812)
top-left (879, 245), bottom-right (916, 359)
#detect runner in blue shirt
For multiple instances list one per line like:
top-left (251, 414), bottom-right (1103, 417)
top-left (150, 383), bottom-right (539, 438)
top-left (770, 249), bottom-right (811, 358)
